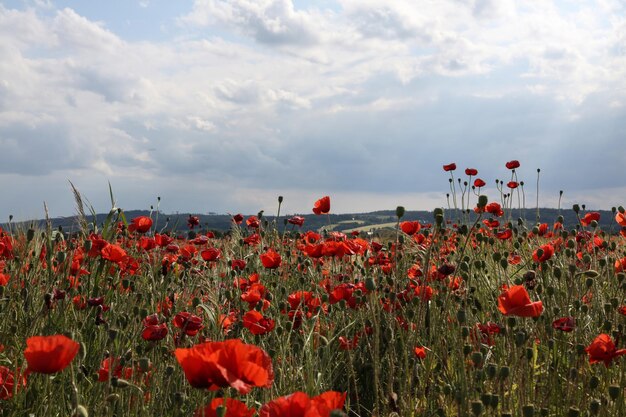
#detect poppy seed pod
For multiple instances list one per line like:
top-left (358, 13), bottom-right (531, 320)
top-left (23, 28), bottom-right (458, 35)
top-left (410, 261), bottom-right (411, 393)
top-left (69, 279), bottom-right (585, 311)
top-left (608, 385), bottom-right (620, 401)
top-left (395, 206), bottom-right (405, 219)
top-left (589, 399), bottom-right (601, 415)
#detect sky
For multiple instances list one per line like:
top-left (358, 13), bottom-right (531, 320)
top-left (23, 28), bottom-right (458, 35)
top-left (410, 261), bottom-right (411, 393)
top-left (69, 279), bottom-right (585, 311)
top-left (1, 0), bottom-right (625, 221)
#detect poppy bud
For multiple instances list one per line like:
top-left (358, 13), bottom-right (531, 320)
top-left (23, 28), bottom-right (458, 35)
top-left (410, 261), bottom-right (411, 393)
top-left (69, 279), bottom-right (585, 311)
top-left (589, 375), bottom-right (600, 390)
top-left (572, 204), bottom-right (580, 213)
top-left (107, 329), bottom-right (118, 341)
top-left (27, 228), bottom-right (35, 242)
top-left (111, 378), bottom-right (129, 389)
top-left (525, 348), bottom-right (534, 360)
top-left (463, 344), bottom-right (472, 355)
top-left (471, 352), bottom-right (483, 367)
top-left (589, 399), bottom-right (600, 415)
top-left (471, 400), bottom-right (484, 416)
top-left (105, 394), bottom-right (120, 404)
top-left (522, 404), bottom-right (535, 417)
top-left (456, 309), bottom-right (467, 324)
top-left (461, 326), bottom-right (470, 338)
top-left (278, 195), bottom-right (283, 204)
top-left (507, 317), bottom-right (517, 328)
top-left (72, 405), bottom-right (89, 417)
top-left (608, 385), bottom-right (620, 401)
top-left (395, 206), bottom-right (405, 219)
top-left (174, 392), bottom-right (186, 405)
top-left (585, 277), bottom-right (594, 288)
top-left (478, 195), bottom-right (488, 208)
top-left (165, 365), bottom-right (175, 376)
top-left (514, 331), bottom-right (526, 346)
top-left (365, 277), bottom-right (376, 292)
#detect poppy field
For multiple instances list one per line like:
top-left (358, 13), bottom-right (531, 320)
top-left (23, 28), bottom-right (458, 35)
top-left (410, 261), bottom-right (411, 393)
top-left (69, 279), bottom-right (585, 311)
top-left (1, 162), bottom-right (626, 417)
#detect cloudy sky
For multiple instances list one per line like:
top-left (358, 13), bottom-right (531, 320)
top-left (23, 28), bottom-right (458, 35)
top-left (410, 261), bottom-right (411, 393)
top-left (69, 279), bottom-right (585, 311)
top-left (1, 0), bottom-right (625, 220)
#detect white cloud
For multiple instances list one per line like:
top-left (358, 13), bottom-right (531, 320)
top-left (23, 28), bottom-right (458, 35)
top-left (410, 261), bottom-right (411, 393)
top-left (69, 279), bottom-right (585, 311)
top-left (0, 1), bottom-right (625, 218)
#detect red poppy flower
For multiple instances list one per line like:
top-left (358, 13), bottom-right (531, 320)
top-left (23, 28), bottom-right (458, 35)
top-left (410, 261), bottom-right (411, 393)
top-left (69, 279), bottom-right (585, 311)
top-left (243, 233), bottom-right (261, 246)
top-left (188, 215), bottom-right (200, 229)
top-left (142, 314), bottom-right (168, 341)
top-left (497, 285), bottom-right (543, 317)
top-left (173, 312), bottom-right (204, 337)
top-left (231, 259), bottom-right (246, 271)
top-left (507, 181), bottom-right (519, 189)
top-left (483, 219), bottom-right (499, 228)
top-left (473, 178), bottom-right (486, 188)
top-left (532, 244), bottom-right (554, 263)
top-left (465, 168), bottom-right (478, 176)
top-left (443, 163), bottom-right (457, 172)
top-left (101, 244), bottom-right (127, 263)
top-left (246, 216), bottom-right (260, 228)
top-left (242, 310), bottom-right (275, 335)
top-left (97, 357), bottom-right (133, 382)
top-left (128, 216), bottom-right (153, 233)
top-left (24, 335), bottom-right (80, 374)
top-left (0, 273), bottom-right (9, 286)
top-left (585, 334), bottom-right (626, 367)
top-left (232, 214), bottom-right (244, 224)
top-left (260, 249), bottom-right (282, 269)
top-left (485, 202), bottom-right (503, 217)
top-left (580, 212), bottom-right (600, 227)
top-left (472, 322), bottom-right (502, 346)
top-left (338, 335), bottom-right (360, 350)
top-left (496, 229), bottom-right (512, 240)
top-left (508, 254), bottom-right (521, 265)
top-left (505, 160), bottom-right (520, 169)
top-left (287, 216), bottom-right (305, 227)
top-left (400, 221), bottom-right (421, 235)
top-left (615, 212), bottom-right (626, 227)
top-left (0, 366), bottom-right (26, 400)
top-left (414, 346), bottom-right (427, 359)
top-left (552, 317), bottom-right (575, 332)
top-left (312, 196), bottom-right (331, 215)
top-left (201, 248), bottom-right (221, 262)
top-left (194, 398), bottom-right (256, 417)
top-left (260, 391), bottom-right (346, 417)
top-left (174, 339), bottom-right (274, 394)
top-left (618, 305), bottom-right (626, 316)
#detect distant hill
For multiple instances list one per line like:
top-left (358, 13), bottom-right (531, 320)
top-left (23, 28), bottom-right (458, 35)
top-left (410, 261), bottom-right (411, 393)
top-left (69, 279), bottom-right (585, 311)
top-left (3, 207), bottom-right (621, 236)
